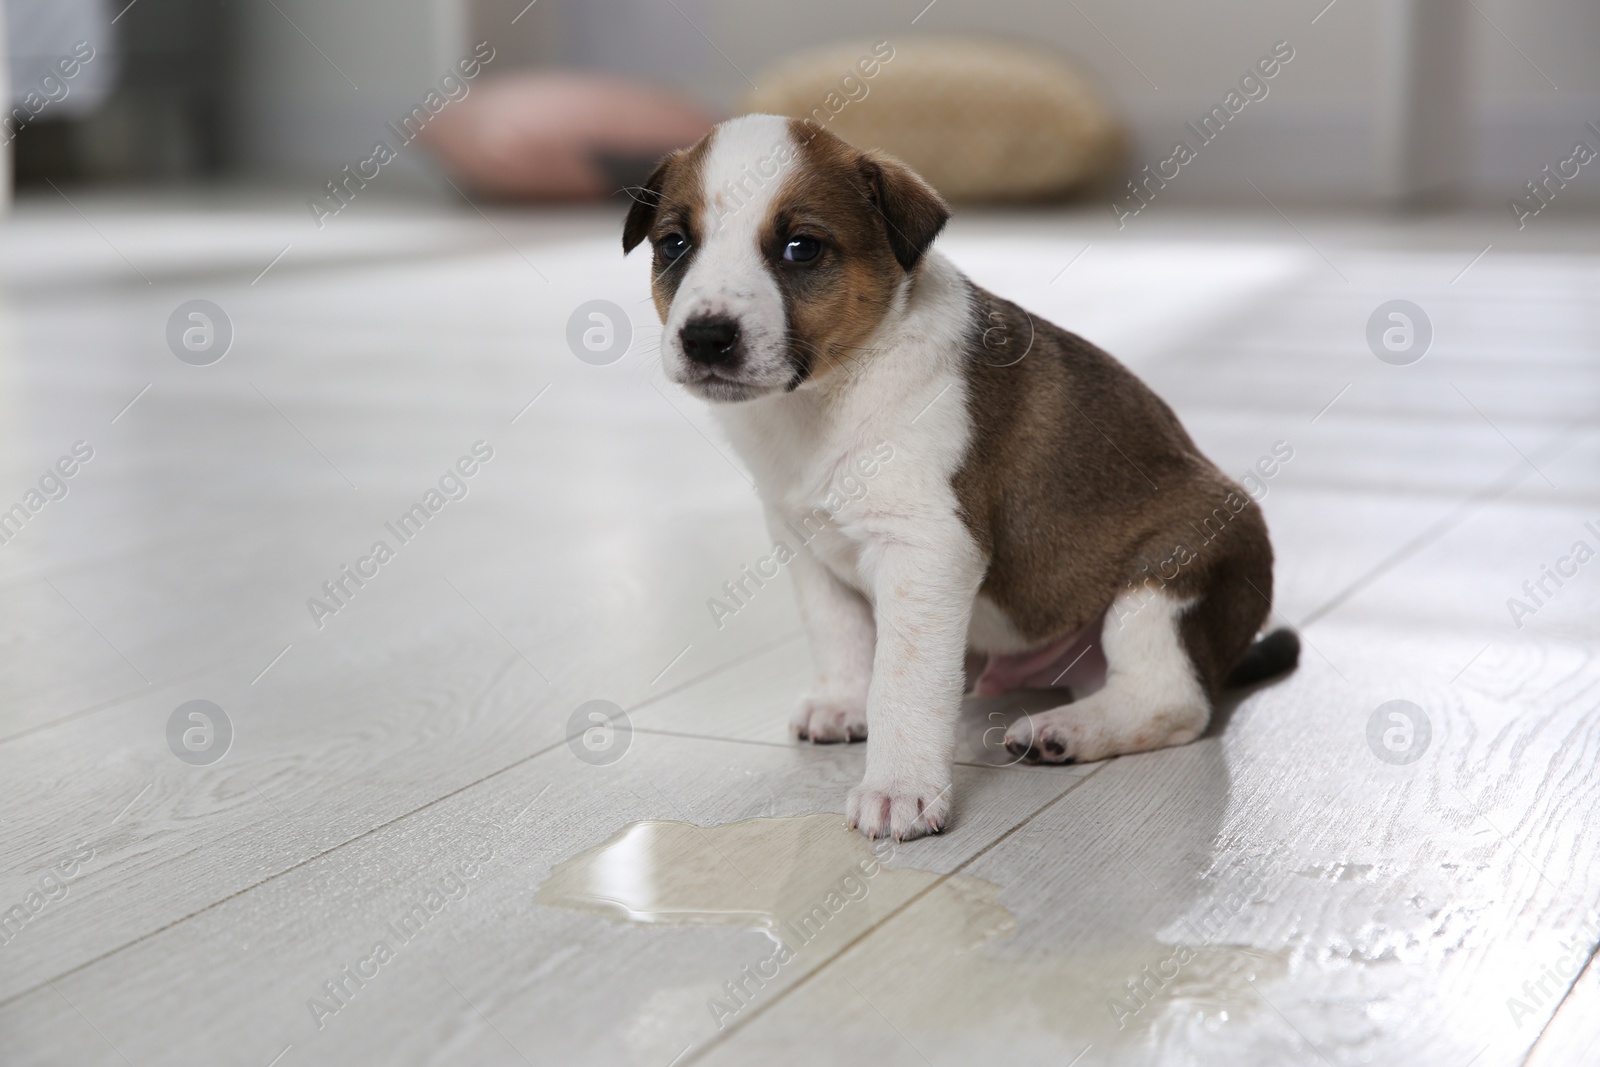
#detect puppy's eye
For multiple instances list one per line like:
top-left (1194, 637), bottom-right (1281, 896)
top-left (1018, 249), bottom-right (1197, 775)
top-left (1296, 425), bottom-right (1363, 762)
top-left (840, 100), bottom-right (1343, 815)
top-left (658, 233), bottom-right (690, 261)
top-left (783, 236), bottom-right (821, 263)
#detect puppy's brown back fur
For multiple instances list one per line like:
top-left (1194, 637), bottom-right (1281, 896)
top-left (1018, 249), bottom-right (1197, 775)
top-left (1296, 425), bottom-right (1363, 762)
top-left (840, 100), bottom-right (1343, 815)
top-left (952, 286), bottom-right (1273, 697)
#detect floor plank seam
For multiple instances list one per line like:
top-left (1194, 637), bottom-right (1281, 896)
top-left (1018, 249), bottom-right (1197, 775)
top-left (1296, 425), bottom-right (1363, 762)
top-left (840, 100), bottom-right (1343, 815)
top-left (0, 734), bottom-right (575, 1010)
top-left (0, 630), bottom-right (804, 1008)
top-left (624, 630), bottom-right (804, 717)
top-left (0, 658), bottom-right (239, 747)
top-left (630, 727), bottom-right (796, 750)
top-left (678, 759), bottom-right (1116, 1065)
top-left (1298, 420), bottom-right (1588, 630)
top-left (1520, 937), bottom-right (1600, 1066)
top-left (629, 724), bottom-right (1101, 776)
top-left (0, 622), bottom-right (797, 753)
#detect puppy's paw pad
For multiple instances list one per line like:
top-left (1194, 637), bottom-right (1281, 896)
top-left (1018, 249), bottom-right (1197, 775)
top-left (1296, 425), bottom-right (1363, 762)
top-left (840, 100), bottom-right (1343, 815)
top-left (1004, 700), bottom-right (1207, 764)
top-left (1003, 714), bottom-right (1081, 764)
top-left (846, 779), bottom-right (952, 841)
top-left (791, 695), bottom-right (868, 743)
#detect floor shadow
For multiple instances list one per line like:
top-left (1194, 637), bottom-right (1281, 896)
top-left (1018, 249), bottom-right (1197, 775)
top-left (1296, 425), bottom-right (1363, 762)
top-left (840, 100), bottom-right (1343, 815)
top-left (1204, 669), bottom-right (1296, 740)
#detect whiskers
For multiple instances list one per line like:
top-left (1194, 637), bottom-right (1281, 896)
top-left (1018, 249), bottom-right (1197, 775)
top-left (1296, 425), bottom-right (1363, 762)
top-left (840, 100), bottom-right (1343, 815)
top-left (618, 184), bottom-right (661, 208)
top-left (789, 335), bottom-right (884, 382)
top-left (625, 326), bottom-right (669, 388)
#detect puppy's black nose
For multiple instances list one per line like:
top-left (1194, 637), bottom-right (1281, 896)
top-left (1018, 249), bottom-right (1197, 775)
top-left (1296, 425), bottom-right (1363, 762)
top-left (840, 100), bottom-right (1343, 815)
top-left (680, 316), bottom-right (740, 365)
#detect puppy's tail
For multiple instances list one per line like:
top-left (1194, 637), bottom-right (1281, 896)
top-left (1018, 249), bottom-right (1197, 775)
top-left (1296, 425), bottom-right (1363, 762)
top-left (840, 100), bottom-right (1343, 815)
top-left (1225, 628), bottom-right (1300, 688)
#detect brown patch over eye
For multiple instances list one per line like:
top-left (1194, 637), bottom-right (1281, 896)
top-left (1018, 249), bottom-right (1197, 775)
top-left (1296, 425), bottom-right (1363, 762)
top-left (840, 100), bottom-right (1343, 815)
top-left (761, 120), bottom-right (940, 386)
top-left (623, 137), bottom-right (713, 321)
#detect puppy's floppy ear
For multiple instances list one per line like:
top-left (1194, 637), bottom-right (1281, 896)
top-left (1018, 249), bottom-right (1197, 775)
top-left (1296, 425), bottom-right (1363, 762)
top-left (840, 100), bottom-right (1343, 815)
top-left (622, 151), bottom-right (679, 254)
top-left (856, 150), bottom-right (950, 272)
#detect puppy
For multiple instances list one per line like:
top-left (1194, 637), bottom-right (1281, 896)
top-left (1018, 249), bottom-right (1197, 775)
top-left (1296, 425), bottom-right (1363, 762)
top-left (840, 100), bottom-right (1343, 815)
top-left (623, 115), bottom-right (1298, 841)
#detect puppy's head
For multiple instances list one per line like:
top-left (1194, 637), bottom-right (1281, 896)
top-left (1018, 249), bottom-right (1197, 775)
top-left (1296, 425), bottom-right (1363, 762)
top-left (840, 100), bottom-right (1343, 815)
top-left (623, 114), bottom-right (949, 402)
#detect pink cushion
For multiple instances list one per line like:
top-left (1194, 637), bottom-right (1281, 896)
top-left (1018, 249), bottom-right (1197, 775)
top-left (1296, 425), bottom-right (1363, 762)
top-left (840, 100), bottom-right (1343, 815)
top-left (420, 74), bottom-right (717, 200)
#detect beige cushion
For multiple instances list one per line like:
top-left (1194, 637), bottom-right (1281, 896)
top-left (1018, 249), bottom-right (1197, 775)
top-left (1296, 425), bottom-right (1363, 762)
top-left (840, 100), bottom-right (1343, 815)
top-left (743, 38), bottom-right (1122, 202)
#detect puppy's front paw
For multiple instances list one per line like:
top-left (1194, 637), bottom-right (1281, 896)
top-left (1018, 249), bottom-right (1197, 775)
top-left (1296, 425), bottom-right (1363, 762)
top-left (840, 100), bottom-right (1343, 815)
top-left (846, 777), bottom-right (952, 841)
top-left (791, 694), bottom-right (868, 743)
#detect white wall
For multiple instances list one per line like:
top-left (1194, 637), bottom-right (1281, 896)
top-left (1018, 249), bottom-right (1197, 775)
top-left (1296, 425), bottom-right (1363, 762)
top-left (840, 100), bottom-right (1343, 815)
top-left (682, 0), bottom-right (1600, 207)
top-left (233, 0), bottom-right (1600, 208)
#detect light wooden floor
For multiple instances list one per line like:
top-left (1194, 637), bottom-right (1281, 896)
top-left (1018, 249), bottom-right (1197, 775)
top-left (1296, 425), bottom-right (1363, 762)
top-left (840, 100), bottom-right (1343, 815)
top-left (0, 191), bottom-right (1596, 1067)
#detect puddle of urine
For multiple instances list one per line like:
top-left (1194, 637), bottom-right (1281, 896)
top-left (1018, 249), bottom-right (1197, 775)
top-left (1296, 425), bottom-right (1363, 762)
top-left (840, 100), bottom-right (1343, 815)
top-left (537, 813), bottom-right (937, 945)
top-left (538, 814), bottom-right (1289, 1063)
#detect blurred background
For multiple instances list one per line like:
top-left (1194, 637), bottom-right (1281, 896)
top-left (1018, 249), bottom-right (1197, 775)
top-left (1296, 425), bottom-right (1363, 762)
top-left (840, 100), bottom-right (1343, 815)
top-left (5, 0), bottom-right (1598, 210)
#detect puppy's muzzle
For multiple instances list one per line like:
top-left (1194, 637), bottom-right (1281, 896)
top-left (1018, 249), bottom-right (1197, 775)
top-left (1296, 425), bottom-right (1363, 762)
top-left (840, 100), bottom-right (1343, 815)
top-left (680, 315), bottom-right (742, 367)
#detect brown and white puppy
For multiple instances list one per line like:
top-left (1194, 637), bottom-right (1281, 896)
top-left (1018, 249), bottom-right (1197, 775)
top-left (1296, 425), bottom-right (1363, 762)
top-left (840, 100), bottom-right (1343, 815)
top-left (623, 114), bottom-right (1298, 841)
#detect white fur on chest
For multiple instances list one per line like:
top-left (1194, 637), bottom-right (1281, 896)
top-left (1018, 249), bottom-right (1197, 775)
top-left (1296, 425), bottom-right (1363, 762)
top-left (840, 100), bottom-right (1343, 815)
top-left (713, 252), bottom-right (982, 599)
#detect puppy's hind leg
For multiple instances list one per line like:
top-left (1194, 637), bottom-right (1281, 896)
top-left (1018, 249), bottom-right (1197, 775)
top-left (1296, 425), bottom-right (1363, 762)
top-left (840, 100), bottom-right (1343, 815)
top-left (1003, 586), bottom-right (1209, 764)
